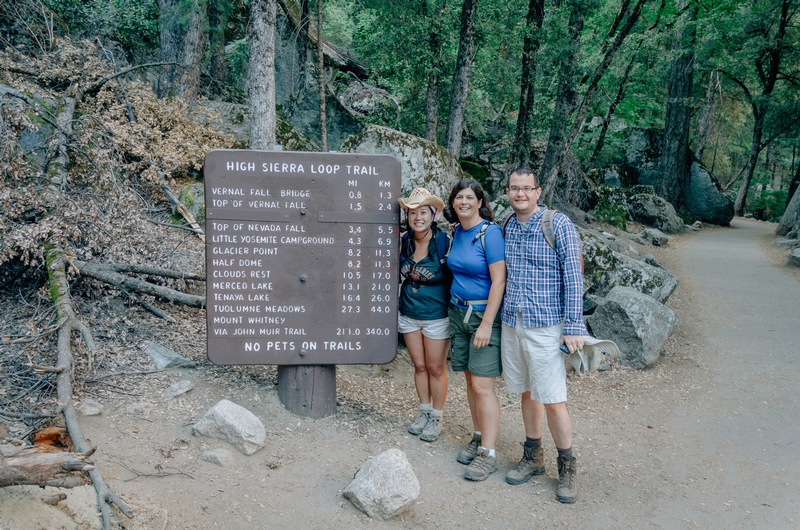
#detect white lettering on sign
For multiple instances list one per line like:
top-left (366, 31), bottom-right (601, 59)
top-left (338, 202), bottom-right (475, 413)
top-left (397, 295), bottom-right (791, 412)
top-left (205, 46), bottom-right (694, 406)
top-left (323, 341), bottom-right (362, 351)
top-left (346, 165), bottom-right (380, 175)
top-left (226, 162), bottom-right (256, 172)
top-left (213, 316), bottom-right (242, 324)
top-left (212, 247), bottom-right (249, 255)
top-left (214, 293), bottom-right (244, 301)
top-left (248, 316), bottom-right (285, 324)
top-left (310, 164), bottom-right (341, 174)
top-left (250, 189), bottom-right (271, 196)
top-left (252, 247), bottom-right (279, 255)
top-left (279, 236), bottom-right (335, 244)
top-left (248, 293), bottom-right (270, 301)
top-left (248, 223), bottom-right (282, 232)
top-left (233, 328), bottom-right (255, 335)
top-left (248, 200), bottom-right (280, 208)
top-left (212, 187), bottom-right (245, 195)
top-left (262, 163), bottom-right (305, 173)
top-left (263, 305), bottom-right (305, 313)
top-left (211, 282), bottom-right (247, 290)
top-left (280, 189), bottom-right (310, 197)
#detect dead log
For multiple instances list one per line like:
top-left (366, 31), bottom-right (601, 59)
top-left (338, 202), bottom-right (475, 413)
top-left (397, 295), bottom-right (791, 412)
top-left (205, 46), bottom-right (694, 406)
top-left (45, 244), bottom-right (131, 529)
top-left (0, 444), bottom-right (94, 488)
top-left (72, 260), bottom-right (206, 308)
top-left (160, 181), bottom-right (206, 243)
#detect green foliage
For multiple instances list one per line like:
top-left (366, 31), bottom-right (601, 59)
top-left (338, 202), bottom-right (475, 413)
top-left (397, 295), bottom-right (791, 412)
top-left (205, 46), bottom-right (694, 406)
top-left (593, 203), bottom-right (627, 231)
top-left (750, 189), bottom-right (788, 222)
top-left (44, 0), bottom-right (159, 61)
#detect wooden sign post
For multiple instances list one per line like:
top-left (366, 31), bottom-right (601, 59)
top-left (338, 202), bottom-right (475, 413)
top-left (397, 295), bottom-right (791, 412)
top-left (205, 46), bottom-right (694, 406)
top-left (203, 150), bottom-right (401, 417)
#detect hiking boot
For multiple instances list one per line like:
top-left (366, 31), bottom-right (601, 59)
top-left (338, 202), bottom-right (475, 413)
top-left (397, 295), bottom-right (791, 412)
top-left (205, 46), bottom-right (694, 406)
top-left (408, 410), bottom-right (430, 436)
top-left (556, 456), bottom-right (578, 503)
top-left (505, 443), bottom-right (545, 485)
top-left (457, 433), bottom-right (481, 465)
top-left (419, 414), bottom-right (442, 442)
top-left (463, 448), bottom-right (498, 481)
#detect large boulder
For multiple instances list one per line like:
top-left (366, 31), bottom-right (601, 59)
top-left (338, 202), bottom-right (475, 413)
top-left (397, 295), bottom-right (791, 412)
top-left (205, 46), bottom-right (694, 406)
top-left (342, 125), bottom-right (464, 199)
top-left (685, 162), bottom-right (734, 225)
top-left (789, 249), bottom-right (800, 268)
top-left (626, 193), bottom-right (687, 234)
top-left (623, 128), bottom-right (662, 189)
top-left (579, 228), bottom-right (679, 303)
top-left (343, 449), bottom-right (420, 519)
top-left (586, 286), bottom-right (677, 369)
top-left (191, 400), bottom-right (266, 455)
top-left (777, 187), bottom-right (800, 237)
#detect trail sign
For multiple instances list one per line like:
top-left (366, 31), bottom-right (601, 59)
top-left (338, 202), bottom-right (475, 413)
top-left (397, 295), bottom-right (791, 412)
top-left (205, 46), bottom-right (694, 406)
top-left (203, 149), bottom-right (401, 365)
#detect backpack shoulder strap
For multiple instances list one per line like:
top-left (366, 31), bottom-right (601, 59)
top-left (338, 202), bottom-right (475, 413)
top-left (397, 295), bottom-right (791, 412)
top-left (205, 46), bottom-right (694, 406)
top-left (471, 220), bottom-right (492, 252)
top-left (435, 230), bottom-right (451, 265)
top-left (541, 209), bottom-right (557, 249)
top-left (502, 212), bottom-right (517, 236)
top-left (400, 231), bottom-right (410, 261)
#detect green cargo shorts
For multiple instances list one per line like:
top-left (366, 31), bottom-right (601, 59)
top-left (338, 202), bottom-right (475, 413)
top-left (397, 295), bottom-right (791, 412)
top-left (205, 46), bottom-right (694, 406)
top-left (448, 304), bottom-right (502, 377)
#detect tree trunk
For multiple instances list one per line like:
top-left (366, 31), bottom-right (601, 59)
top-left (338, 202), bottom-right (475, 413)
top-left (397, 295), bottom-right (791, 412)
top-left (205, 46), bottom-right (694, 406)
top-left (537, 7), bottom-right (584, 199)
top-left (777, 179), bottom-right (800, 236)
top-left (787, 159), bottom-right (800, 208)
top-left (318, 0), bottom-right (327, 151)
top-left (511, 0), bottom-right (544, 167)
top-left (424, 29), bottom-right (442, 143)
top-left (248, 0), bottom-right (277, 150)
top-left (0, 445), bottom-right (94, 488)
top-left (694, 70), bottom-right (719, 161)
top-left (208, 1), bottom-right (229, 83)
top-left (157, 0), bottom-right (207, 100)
top-left (659, 1), bottom-right (697, 209)
top-left (445, 0), bottom-right (478, 157)
top-left (589, 41), bottom-right (640, 168)
top-left (734, 108), bottom-right (765, 215)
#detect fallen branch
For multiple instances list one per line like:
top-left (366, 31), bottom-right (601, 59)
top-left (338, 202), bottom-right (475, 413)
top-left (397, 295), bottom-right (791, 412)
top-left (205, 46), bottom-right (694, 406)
top-left (0, 444), bottom-right (95, 488)
top-left (84, 62), bottom-right (179, 96)
top-left (156, 169), bottom-right (205, 242)
top-left (45, 244), bottom-right (131, 528)
top-left (71, 260), bottom-right (206, 308)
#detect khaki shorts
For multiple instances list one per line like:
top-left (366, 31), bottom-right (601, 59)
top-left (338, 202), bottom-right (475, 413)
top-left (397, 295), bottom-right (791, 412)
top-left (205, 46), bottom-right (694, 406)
top-left (501, 320), bottom-right (566, 403)
top-left (398, 314), bottom-right (451, 340)
top-left (449, 305), bottom-right (502, 377)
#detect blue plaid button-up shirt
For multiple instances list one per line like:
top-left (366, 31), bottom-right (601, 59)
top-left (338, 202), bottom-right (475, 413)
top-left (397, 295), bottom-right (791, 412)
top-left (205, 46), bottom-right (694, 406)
top-left (501, 206), bottom-right (586, 336)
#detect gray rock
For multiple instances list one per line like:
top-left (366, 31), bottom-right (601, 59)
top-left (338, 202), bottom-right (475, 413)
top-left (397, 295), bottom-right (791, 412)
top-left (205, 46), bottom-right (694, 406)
top-left (788, 249), bottom-right (800, 268)
top-left (192, 400), bottom-right (266, 455)
top-left (774, 238), bottom-right (800, 250)
top-left (626, 194), bottom-right (687, 234)
top-left (685, 162), bottom-right (734, 225)
top-left (639, 228), bottom-right (669, 246)
top-left (146, 342), bottom-right (195, 369)
top-left (342, 125), bottom-right (464, 199)
top-left (586, 286), bottom-right (677, 369)
top-left (129, 508), bottom-right (168, 530)
top-left (164, 380), bottom-right (195, 398)
top-left (623, 129), bottom-right (663, 189)
top-left (78, 398), bottom-right (104, 416)
top-left (343, 448), bottom-right (420, 520)
top-left (639, 254), bottom-right (662, 268)
top-left (579, 228), bottom-right (679, 303)
top-left (199, 448), bottom-right (234, 467)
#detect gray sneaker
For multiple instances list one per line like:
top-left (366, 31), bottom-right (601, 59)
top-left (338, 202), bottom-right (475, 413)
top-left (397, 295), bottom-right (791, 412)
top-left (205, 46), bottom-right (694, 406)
top-left (419, 414), bottom-right (442, 442)
top-left (457, 433), bottom-right (481, 464)
top-left (556, 456), bottom-right (578, 503)
top-left (463, 448), bottom-right (498, 481)
top-left (505, 442), bottom-right (545, 485)
top-left (408, 410), bottom-right (430, 436)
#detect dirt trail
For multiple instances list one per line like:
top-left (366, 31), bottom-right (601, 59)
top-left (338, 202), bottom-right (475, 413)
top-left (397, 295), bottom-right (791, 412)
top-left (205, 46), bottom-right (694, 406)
top-left (646, 218), bottom-right (800, 529)
top-left (1, 218), bottom-right (799, 529)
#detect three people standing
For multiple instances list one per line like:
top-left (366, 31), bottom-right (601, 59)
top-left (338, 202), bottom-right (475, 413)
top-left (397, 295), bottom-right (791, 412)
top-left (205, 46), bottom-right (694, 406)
top-left (397, 169), bottom-right (584, 502)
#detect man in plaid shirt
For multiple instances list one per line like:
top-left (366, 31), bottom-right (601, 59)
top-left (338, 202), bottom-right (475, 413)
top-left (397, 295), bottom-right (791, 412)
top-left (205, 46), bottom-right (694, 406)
top-left (500, 167), bottom-right (586, 503)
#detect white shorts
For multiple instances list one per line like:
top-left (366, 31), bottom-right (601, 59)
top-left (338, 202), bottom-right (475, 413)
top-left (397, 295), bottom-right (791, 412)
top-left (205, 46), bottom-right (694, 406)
top-left (501, 320), bottom-right (566, 403)
top-left (398, 315), bottom-right (451, 340)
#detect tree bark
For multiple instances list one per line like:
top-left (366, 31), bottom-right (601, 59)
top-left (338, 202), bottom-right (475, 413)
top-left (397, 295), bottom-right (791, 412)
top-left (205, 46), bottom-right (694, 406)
top-left (694, 70), bottom-right (719, 162)
top-left (787, 160), bottom-right (800, 208)
top-left (248, 0), bottom-right (277, 150)
top-left (511, 0), bottom-right (544, 167)
top-left (318, 0), bottom-right (328, 151)
top-left (0, 445), bottom-right (95, 488)
top-left (445, 0), bottom-right (478, 157)
top-left (538, 6), bottom-right (584, 199)
top-left (208, 1), bottom-right (229, 83)
top-left (157, 0), bottom-right (207, 100)
top-left (659, 1), bottom-right (697, 209)
top-left (777, 181), bottom-right (800, 236)
top-left (424, 27), bottom-right (442, 143)
top-left (45, 245), bottom-right (131, 529)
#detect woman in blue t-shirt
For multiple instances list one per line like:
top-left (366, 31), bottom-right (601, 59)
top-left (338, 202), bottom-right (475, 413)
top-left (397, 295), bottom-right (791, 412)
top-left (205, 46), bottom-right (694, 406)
top-left (398, 188), bottom-right (452, 443)
top-left (443, 179), bottom-right (506, 481)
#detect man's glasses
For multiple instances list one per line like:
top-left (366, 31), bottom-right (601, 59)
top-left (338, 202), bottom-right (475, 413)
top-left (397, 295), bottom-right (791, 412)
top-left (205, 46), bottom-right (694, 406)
top-left (508, 186), bottom-right (539, 194)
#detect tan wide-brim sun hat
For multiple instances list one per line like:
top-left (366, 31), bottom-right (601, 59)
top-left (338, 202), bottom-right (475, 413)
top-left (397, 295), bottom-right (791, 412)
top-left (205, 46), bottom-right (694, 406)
top-left (398, 187), bottom-right (445, 212)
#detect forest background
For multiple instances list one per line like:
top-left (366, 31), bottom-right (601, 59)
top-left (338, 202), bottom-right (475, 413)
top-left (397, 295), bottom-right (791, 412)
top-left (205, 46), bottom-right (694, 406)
top-left (3, 0), bottom-right (799, 223)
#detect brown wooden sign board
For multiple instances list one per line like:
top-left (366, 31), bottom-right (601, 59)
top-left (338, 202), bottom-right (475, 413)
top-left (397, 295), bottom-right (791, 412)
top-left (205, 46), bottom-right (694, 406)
top-left (203, 149), bottom-right (401, 365)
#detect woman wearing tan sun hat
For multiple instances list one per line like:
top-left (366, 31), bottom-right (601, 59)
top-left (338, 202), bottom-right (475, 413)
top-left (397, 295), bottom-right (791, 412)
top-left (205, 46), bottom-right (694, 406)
top-left (397, 188), bottom-right (452, 443)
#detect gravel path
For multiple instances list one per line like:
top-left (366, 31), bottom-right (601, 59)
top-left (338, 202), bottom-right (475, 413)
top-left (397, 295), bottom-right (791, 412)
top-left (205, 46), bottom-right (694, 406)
top-left (2, 218), bottom-right (798, 529)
